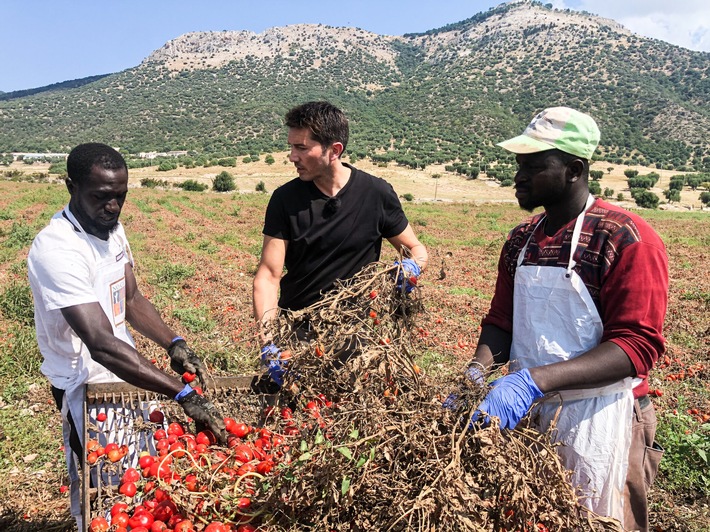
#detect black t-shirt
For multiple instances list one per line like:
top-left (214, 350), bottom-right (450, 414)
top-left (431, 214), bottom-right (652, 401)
top-left (263, 164), bottom-right (409, 311)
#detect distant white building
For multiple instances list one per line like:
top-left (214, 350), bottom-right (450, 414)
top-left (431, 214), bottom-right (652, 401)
top-left (11, 152), bottom-right (67, 160)
top-left (138, 150), bottom-right (189, 159)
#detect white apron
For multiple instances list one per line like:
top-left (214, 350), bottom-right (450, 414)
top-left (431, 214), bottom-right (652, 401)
top-left (59, 208), bottom-right (131, 527)
top-left (509, 195), bottom-right (637, 522)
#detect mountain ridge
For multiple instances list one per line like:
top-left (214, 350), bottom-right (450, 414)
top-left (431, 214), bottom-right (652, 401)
top-left (0, 0), bottom-right (707, 172)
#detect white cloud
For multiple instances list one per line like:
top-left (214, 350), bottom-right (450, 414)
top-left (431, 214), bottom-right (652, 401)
top-left (551, 0), bottom-right (710, 52)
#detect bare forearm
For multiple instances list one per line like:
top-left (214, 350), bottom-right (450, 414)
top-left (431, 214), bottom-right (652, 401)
top-left (409, 243), bottom-right (429, 271)
top-left (529, 341), bottom-right (635, 393)
top-left (91, 335), bottom-right (182, 397)
top-left (253, 275), bottom-right (280, 342)
top-left (126, 292), bottom-right (176, 349)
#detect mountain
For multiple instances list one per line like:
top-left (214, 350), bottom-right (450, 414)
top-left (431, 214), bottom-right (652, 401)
top-left (0, 0), bottom-right (708, 172)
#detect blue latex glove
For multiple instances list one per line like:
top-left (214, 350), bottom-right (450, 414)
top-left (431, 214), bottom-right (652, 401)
top-left (260, 343), bottom-right (287, 387)
top-left (442, 363), bottom-right (485, 409)
top-left (471, 369), bottom-right (543, 430)
top-left (394, 258), bottom-right (421, 293)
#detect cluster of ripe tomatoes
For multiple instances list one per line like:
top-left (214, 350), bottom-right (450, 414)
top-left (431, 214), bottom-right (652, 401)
top-left (87, 393), bottom-right (336, 532)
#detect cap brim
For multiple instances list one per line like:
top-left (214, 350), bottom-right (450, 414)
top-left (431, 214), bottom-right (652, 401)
top-left (497, 134), bottom-right (554, 154)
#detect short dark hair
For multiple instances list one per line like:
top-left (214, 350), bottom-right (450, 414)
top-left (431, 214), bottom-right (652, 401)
top-left (285, 101), bottom-right (349, 154)
top-left (67, 143), bottom-right (126, 185)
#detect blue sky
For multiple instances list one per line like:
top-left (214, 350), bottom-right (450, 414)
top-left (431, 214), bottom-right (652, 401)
top-left (1, 0), bottom-right (708, 93)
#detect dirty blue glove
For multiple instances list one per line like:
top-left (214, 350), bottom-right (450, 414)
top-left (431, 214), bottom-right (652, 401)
top-left (394, 258), bottom-right (421, 293)
top-left (442, 362), bottom-right (485, 409)
top-left (471, 368), bottom-right (543, 430)
top-left (260, 342), bottom-right (288, 387)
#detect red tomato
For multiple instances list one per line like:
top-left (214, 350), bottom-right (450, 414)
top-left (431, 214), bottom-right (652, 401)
top-left (236, 525), bottom-right (257, 532)
top-left (153, 429), bottom-right (167, 441)
top-left (256, 458), bottom-right (274, 474)
top-left (237, 497), bottom-right (251, 510)
top-left (89, 517), bottom-right (109, 532)
top-left (110, 502), bottom-right (128, 517)
top-left (149, 410), bottom-right (165, 423)
top-left (229, 422), bottom-right (250, 438)
top-left (182, 371), bottom-right (196, 383)
top-left (232, 444), bottom-right (254, 463)
top-left (223, 417), bottom-right (236, 432)
top-left (196, 430), bottom-right (217, 446)
top-left (280, 407), bottom-right (293, 419)
top-left (369, 290), bottom-right (377, 299)
top-left (167, 422), bottom-right (185, 437)
top-left (139, 454), bottom-right (156, 469)
top-left (104, 443), bottom-right (119, 453)
top-left (151, 521), bottom-right (169, 532)
top-left (153, 487), bottom-right (170, 502)
top-left (112, 512), bottom-right (129, 528)
top-left (118, 481), bottom-right (136, 498)
top-left (204, 523), bottom-right (228, 532)
top-left (96, 412), bottom-right (107, 422)
top-left (153, 499), bottom-right (178, 523)
top-left (121, 467), bottom-right (141, 484)
top-left (236, 462), bottom-right (256, 477)
top-left (173, 520), bottom-right (195, 532)
top-left (128, 510), bottom-right (155, 529)
top-left (283, 424), bottom-right (300, 436)
top-left (169, 440), bottom-right (186, 458)
top-left (183, 473), bottom-right (198, 492)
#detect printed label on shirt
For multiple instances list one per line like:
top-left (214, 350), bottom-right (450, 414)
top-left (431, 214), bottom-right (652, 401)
top-left (116, 249), bottom-right (125, 262)
top-left (110, 277), bottom-right (126, 326)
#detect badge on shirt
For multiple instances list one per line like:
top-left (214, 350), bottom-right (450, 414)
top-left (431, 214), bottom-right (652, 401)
top-left (110, 277), bottom-right (126, 326)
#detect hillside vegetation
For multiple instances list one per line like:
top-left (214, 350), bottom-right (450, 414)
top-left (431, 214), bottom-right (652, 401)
top-left (0, 1), bottom-right (708, 174)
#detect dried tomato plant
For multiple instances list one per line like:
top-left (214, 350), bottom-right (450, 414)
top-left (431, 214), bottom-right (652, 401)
top-left (250, 262), bottom-right (624, 532)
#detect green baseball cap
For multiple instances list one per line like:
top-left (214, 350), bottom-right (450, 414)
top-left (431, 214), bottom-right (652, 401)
top-left (497, 107), bottom-right (600, 160)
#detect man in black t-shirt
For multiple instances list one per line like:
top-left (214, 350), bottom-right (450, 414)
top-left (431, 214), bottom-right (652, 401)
top-left (253, 101), bottom-right (428, 350)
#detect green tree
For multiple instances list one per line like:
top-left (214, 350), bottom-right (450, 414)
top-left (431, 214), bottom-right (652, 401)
top-left (633, 190), bottom-right (659, 209)
top-left (265, 154), bottom-right (275, 165)
top-left (588, 181), bottom-right (602, 196)
top-left (213, 171), bottom-right (236, 192)
top-left (590, 170), bottom-right (604, 181)
top-left (624, 169), bottom-right (639, 178)
top-left (663, 189), bottom-right (680, 203)
top-left (700, 191), bottom-right (710, 207)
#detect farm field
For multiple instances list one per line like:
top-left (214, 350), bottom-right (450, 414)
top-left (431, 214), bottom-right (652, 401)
top-left (0, 169), bottom-right (707, 531)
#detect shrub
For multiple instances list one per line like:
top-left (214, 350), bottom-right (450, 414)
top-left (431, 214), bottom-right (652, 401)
top-left (588, 181), bottom-right (601, 196)
top-left (633, 190), bottom-right (659, 209)
top-left (700, 191), bottom-right (710, 206)
top-left (256, 181), bottom-right (267, 193)
top-left (140, 178), bottom-right (169, 188)
top-left (265, 155), bottom-right (275, 165)
top-left (178, 180), bottom-right (208, 192)
top-left (213, 171), bottom-right (236, 192)
top-left (402, 193), bottom-right (414, 202)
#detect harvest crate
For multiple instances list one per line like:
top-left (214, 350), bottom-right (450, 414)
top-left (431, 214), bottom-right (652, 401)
top-left (81, 376), bottom-right (263, 531)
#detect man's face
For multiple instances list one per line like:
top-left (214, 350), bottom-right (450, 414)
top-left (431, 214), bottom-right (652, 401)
top-left (68, 164), bottom-right (128, 240)
top-left (513, 151), bottom-right (570, 212)
top-left (287, 127), bottom-right (332, 182)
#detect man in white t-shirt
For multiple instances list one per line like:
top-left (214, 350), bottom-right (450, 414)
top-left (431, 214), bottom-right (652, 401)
top-left (27, 143), bottom-right (227, 530)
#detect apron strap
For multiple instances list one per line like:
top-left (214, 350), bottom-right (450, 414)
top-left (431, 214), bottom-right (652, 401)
top-left (567, 194), bottom-right (595, 275)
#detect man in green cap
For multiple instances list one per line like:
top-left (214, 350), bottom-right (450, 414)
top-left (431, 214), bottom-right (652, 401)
top-left (457, 107), bottom-right (668, 530)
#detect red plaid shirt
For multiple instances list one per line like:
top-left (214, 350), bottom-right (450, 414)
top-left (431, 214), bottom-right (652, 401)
top-left (483, 199), bottom-right (668, 398)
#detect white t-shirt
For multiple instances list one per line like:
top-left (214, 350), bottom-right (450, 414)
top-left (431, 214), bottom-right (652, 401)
top-left (28, 208), bottom-right (134, 390)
